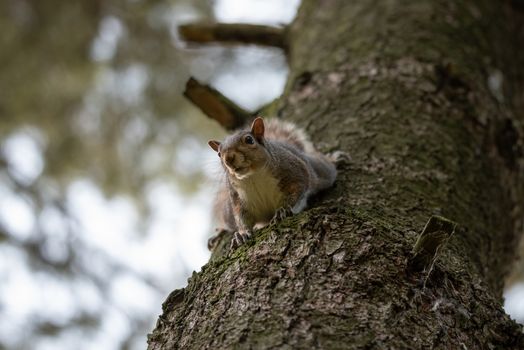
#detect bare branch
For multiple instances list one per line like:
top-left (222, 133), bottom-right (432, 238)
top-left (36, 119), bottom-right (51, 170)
top-left (179, 22), bottom-right (288, 50)
top-left (183, 77), bottom-right (252, 130)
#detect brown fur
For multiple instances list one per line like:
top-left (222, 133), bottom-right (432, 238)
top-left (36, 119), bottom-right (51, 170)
top-left (208, 117), bottom-right (337, 249)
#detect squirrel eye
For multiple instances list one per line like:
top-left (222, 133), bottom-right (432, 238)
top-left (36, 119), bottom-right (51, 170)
top-left (217, 152), bottom-right (221, 158)
top-left (244, 135), bottom-right (255, 144)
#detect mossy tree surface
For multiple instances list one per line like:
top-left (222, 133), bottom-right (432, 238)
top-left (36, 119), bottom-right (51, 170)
top-left (148, 0), bottom-right (524, 349)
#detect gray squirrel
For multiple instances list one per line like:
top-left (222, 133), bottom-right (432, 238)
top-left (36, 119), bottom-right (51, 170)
top-left (208, 117), bottom-right (337, 249)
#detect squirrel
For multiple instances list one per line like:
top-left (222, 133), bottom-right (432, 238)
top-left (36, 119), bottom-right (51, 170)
top-left (208, 117), bottom-right (337, 250)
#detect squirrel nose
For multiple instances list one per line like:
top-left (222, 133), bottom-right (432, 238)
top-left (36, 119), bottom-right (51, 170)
top-left (225, 153), bottom-right (236, 166)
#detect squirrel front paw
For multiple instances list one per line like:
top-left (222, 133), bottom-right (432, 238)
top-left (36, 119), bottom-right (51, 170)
top-left (270, 206), bottom-right (293, 226)
top-left (230, 230), bottom-right (252, 249)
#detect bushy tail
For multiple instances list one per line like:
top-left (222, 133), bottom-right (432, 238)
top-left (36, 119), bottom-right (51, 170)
top-left (263, 119), bottom-right (316, 154)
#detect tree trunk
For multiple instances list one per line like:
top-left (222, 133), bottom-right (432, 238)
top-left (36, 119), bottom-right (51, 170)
top-left (148, 0), bottom-right (524, 348)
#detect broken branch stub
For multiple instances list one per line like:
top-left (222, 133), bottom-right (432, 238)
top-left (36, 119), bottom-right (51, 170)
top-left (179, 22), bottom-right (288, 50)
top-left (183, 77), bottom-right (252, 131)
top-left (408, 215), bottom-right (457, 274)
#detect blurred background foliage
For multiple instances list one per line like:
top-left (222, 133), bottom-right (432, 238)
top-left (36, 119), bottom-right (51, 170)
top-left (0, 0), bottom-right (295, 348)
top-left (0, 0), bottom-right (521, 349)
top-left (1, 0), bottom-right (217, 198)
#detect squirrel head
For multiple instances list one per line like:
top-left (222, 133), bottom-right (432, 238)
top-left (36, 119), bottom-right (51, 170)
top-left (208, 117), bottom-right (269, 180)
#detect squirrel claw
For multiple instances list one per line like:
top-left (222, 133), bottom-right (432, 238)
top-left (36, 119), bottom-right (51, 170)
top-left (230, 230), bottom-right (252, 250)
top-left (329, 150), bottom-right (351, 166)
top-left (270, 206), bottom-right (293, 226)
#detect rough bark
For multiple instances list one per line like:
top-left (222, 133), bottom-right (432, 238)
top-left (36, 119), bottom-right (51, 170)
top-left (148, 0), bottom-right (524, 349)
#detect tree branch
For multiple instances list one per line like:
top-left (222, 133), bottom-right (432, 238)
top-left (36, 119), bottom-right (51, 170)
top-left (178, 22), bottom-right (288, 50)
top-left (183, 77), bottom-right (252, 130)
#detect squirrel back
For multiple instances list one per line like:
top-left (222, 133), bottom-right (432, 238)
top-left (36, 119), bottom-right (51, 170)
top-left (208, 117), bottom-right (337, 249)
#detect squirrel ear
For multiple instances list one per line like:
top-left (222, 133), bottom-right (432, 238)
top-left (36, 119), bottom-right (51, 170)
top-left (251, 117), bottom-right (265, 141)
top-left (208, 140), bottom-right (221, 152)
